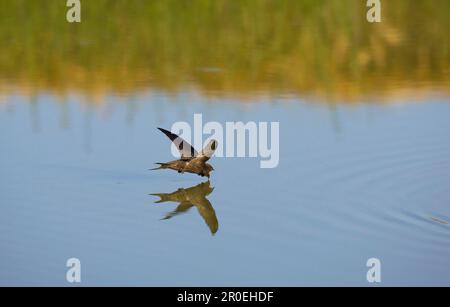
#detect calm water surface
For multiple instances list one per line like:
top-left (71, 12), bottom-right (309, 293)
top-left (0, 0), bottom-right (449, 286)
top-left (1, 93), bottom-right (449, 286)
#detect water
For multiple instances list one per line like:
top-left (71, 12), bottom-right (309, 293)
top-left (1, 0), bottom-right (450, 286)
top-left (1, 93), bottom-right (449, 286)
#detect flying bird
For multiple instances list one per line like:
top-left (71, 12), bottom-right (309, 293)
top-left (152, 127), bottom-right (218, 178)
top-left (150, 181), bottom-right (218, 235)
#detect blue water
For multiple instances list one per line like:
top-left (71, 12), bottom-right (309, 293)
top-left (1, 92), bottom-right (450, 286)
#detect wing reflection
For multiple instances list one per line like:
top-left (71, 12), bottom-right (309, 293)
top-left (150, 181), bottom-right (219, 235)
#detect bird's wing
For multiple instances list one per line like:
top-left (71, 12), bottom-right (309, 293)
top-left (161, 201), bottom-right (194, 220)
top-left (197, 139), bottom-right (218, 162)
top-left (195, 198), bottom-right (219, 235)
top-left (158, 127), bottom-right (198, 160)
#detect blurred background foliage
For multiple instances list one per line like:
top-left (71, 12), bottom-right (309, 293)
top-left (0, 0), bottom-right (448, 101)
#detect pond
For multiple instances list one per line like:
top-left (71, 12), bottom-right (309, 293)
top-left (0, 0), bottom-right (449, 286)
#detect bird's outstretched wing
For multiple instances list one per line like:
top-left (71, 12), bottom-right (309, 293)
top-left (195, 198), bottom-right (219, 235)
top-left (196, 139), bottom-right (218, 162)
top-left (161, 201), bottom-right (194, 220)
top-left (157, 127), bottom-right (198, 160)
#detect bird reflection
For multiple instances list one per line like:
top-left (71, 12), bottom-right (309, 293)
top-left (150, 181), bottom-right (219, 235)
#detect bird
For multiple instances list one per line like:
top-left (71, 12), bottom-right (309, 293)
top-left (152, 127), bottom-right (218, 178)
top-left (150, 181), bottom-right (219, 235)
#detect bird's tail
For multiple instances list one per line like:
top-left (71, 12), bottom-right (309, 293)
top-left (149, 163), bottom-right (169, 170)
top-left (149, 193), bottom-right (169, 203)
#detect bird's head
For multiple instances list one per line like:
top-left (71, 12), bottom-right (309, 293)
top-left (204, 163), bottom-right (214, 178)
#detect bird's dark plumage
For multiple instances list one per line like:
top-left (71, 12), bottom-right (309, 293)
top-left (153, 128), bottom-right (217, 178)
top-left (151, 181), bottom-right (218, 235)
top-left (157, 127), bottom-right (197, 159)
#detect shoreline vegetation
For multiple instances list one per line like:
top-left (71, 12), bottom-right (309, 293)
top-left (0, 0), bottom-right (449, 103)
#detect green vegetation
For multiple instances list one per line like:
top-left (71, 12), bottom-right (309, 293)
top-left (0, 0), bottom-right (448, 101)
